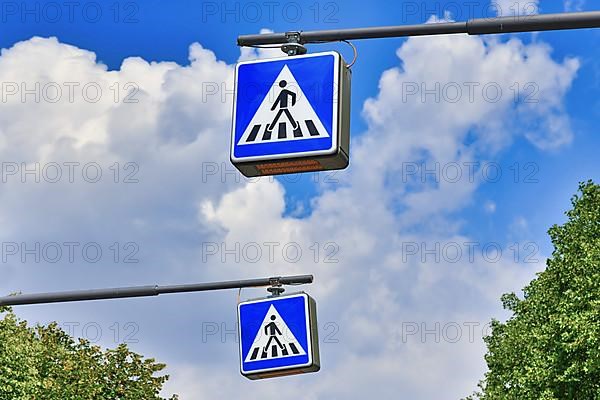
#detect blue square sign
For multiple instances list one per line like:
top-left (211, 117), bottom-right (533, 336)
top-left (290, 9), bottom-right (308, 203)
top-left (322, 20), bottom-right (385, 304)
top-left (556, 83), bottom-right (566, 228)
top-left (231, 52), bottom-right (351, 177)
top-left (238, 292), bottom-right (320, 379)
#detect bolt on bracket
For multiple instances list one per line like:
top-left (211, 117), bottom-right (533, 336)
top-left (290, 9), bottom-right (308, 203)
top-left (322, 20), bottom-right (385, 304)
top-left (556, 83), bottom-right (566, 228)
top-left (267, 276), bottom-right (285, 296)
top-left (281, 31), bottom-right (307, 56)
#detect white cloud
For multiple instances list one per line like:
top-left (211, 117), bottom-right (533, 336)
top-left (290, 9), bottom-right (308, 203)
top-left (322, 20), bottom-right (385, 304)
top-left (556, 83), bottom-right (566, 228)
top-left (484, 200), bottom-right (497, 214)
top-left (564, 0), bottom-right (586, 12)
top-left (492, 0), bottom-right (539, 16)
top-left (0, 29), bottom-right (578, 400)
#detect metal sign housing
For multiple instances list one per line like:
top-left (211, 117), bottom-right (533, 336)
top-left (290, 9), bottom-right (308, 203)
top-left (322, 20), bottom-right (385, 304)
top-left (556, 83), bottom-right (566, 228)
top-left (231, 51), bottom-right (351, 177)
top-left (237, 292), bottom-right (320, 379)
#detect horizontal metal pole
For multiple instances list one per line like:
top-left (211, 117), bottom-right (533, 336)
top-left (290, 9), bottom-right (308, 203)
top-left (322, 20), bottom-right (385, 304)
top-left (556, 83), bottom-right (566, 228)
top-left (237, 11), bottom-right (600, 46)
top-left (0, 275), bottom-right (313, 307)
top-left (467, 10), bottom-right (600, 34)
top-left (238, 21), bottom-right (467, 45)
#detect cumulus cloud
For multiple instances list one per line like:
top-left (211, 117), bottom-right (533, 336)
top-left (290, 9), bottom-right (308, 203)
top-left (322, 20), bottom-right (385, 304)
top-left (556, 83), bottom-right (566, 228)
top-left (0, 30), bottom-right (579, 400)
top-left (194, 31), bottom-right (576, 399)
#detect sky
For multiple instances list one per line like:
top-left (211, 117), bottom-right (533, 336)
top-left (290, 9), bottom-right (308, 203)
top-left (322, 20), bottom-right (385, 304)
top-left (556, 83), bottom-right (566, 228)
top-left (0, 0), bottom-right (599, 398)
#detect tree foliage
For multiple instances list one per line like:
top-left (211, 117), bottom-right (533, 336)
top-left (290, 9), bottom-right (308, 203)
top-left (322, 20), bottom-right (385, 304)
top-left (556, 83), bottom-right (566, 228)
top-left (0, 306), bottom-right (178, 399)
top-left (467, 181), bottom-right (600, 399)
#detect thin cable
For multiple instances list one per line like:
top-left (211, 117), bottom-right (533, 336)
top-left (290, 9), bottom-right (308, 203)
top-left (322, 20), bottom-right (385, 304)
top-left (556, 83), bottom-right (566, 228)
top-left (307, 39), bottom-right (358, 68)
top-left (340, 40), bottom-right (358, 68)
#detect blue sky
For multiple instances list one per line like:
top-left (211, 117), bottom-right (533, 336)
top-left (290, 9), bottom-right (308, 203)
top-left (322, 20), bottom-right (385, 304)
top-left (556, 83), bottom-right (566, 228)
top-left (0, 0), bottom-right (599, 398)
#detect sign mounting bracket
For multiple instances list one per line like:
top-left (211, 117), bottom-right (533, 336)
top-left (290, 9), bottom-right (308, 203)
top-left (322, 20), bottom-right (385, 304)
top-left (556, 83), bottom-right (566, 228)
top-left (267, 276), bottom-right (285, 297)
top-left (281, 31), bottom-right (307, 56)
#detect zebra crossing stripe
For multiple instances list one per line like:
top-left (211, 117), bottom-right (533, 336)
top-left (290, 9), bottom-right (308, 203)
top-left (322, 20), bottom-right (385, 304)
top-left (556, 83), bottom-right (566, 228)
top-left (306, 120), bottom-right (320, 136)
top-left (244, 120), bottom-right (324, 143)
top-left (247, 125), bottom-right (261, 142)
top-left (278, 122), bottom-right (286, 139)
top-left (248, 342), bottom-right (302, 361)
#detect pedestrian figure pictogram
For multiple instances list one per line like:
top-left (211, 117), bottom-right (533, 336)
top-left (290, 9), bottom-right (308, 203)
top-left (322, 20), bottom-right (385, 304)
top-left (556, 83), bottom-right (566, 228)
top-left (268, 80), bottom-right (298, 133)
top-left (263, 315), bottom-right (284, 354)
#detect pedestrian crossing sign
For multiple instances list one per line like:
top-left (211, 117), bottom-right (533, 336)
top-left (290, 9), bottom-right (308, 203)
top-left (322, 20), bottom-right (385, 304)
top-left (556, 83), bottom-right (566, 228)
top-left (231, 52), bottom-right (351, 177)
top-left (238, 292), bottom-right (320, 379)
